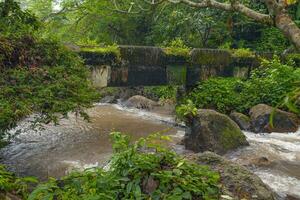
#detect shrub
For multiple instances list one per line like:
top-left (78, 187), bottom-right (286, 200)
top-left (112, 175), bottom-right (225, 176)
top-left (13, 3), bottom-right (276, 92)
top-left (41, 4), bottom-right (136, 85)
top-left (176, 99), bottom-right (198, 121)
top-left (28, 132), bottom-right (220, 200)
top-left (163, 38), bottom-right (191, 58)
top-left (0, 36), bottom-right (99, 137)
top-left (231, 48), bottom-right (255, 58)
top-left (144, 86), bottom-right (178, 102)
top-left (181, 57), bottom-right (299, 115)
top-left (0, 1), bottom-right (39, 37)
top-left (0, 165), bottom-right (37, 199)
top-left (187, 78), bottom-right (243, 114)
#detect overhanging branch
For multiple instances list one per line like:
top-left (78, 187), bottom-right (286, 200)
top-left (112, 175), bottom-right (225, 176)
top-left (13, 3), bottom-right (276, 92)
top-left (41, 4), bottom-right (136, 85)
top-left (168, 0), bottom-right (273, 25)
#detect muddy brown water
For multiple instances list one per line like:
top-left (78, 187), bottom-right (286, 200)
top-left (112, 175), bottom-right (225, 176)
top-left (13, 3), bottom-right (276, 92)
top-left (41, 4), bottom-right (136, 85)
top-left (0, 104), bottom-right (182, 180)
top-left (0, 103), bottom-right (299, 199)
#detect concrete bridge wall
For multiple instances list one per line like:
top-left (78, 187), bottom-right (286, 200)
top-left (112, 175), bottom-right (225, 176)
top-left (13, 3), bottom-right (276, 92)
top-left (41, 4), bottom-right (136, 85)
top-left (79, 46), bottom-right (273, 88)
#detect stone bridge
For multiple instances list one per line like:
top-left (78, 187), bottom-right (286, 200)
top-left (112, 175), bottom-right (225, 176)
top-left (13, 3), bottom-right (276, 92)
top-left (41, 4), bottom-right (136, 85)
top-left (79, 45), bottom-right (272, 88)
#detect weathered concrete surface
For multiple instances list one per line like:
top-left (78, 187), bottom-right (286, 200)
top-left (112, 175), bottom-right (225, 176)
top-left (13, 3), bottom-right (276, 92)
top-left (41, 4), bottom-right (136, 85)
top-left (79, 46), bottom-right (273, 88)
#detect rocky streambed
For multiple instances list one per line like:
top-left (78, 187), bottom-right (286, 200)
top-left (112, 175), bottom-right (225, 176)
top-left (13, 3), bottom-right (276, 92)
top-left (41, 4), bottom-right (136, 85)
top-left (0, 102), bottom-right (299, 199)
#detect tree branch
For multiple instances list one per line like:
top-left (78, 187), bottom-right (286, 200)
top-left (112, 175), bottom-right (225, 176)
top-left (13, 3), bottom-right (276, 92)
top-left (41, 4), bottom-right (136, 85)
top-left (168, 0), bottom-right (273, 25)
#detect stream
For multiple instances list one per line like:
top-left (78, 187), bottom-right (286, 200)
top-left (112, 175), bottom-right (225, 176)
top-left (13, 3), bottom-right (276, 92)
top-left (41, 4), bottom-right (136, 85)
top-left (0, 103), bottom-right (299, 199)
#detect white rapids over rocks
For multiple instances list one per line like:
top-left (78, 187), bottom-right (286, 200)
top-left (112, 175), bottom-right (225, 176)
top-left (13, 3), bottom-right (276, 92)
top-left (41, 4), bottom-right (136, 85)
top-left (227, 129), bottom-right (300, 199)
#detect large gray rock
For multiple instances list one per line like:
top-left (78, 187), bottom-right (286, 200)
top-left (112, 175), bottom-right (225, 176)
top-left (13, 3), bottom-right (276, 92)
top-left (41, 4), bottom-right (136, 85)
top-left (195, 152), bottom-right (276, 200)
top-left (125, 95), bottom-right (159, 110)
top-left (230, 112), bottom-right (251, 130)
top-left (184, 109), bottom-right (249, 155)
top-left (249, 104), bottom-right (299, 133)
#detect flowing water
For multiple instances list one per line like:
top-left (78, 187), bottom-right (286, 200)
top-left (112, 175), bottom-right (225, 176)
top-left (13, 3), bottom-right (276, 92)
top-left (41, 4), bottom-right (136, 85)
top-left (0, 104), bottom-right (182, 180)
top-left (0, 103), bottom-right (299, 199)
top-left (226, 130), bottom-right (300, 199)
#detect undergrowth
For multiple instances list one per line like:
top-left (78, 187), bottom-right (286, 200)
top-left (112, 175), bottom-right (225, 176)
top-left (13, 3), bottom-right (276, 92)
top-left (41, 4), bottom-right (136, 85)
top-left (27, 132), bottom-right (220, 200)
top-left (177, 56), bottom-right (300, 116)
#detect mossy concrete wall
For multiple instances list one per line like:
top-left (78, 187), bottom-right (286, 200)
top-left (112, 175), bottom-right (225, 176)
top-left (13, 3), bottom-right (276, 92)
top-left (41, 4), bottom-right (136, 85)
top-left (79, 46), bottom-right (277, 88)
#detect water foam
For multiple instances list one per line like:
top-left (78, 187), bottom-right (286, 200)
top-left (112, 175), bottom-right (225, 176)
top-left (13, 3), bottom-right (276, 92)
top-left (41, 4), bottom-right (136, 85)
top-left (255, 170), bottom-right (300, 198)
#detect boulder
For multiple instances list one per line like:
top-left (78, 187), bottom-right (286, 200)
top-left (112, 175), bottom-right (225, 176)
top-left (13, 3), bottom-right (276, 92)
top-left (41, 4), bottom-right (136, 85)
top-left (195, 152), bottom-right (276, 200)
top-left (230, 112), bottom-right (251, 130)
top-left (100, 95), bottom-right (117, 104)
top-left (184, 109), bottom-right (249, 155)
top-left (125, 95), bottom-right (159, 110)
top-left (249, 104), bottom-right (299, 133)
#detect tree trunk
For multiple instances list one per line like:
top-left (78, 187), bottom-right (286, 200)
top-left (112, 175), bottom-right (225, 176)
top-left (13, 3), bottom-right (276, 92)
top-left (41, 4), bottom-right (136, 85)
top-left (275, 12), bottom-right (300, 51)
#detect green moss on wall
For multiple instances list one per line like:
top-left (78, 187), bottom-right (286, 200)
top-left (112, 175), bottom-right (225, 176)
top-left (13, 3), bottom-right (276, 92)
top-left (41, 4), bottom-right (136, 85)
top-left (190, 49), bottom-right (232, 66)
top-left (120, 46), bottom-right (165, 66)
top-left (80, 45), bottom-right (121, 61)
top-left (231, 48), bottom-right (255, 58)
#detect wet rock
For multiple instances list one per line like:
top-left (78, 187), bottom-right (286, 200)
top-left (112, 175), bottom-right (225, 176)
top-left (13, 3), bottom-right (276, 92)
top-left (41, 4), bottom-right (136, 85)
top-left (196, 152), bottom-right (276, 200)
top-left (248, 156), bottom-right (272, 167)
top-left (125, 95), bottom-right (159, 110)
top-left (100, 95), bottom-right (117, 103)
top-left (286, 194), bottom-right (300, 200)
top-left (249, 104), bottom-right (299, 133)
top-left (119, 87), bottom-right (144, 100)
top-left (229, 112), bottom-right (251, 130)
top-left (184, 109), bottom-right (249, 155)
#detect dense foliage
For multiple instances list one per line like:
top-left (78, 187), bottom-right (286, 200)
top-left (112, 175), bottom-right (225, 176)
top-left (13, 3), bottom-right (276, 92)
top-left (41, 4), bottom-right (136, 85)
top-left (19, 0), bottom-right (300, 52)
top-left (178, 57), bottom-right (300, 115)
top-left (0, 165), bottom-right (37, 199)
top-left (26, 132), bottom-right (220, 200)
top-left (0, 38), bottom-right (99, 134)
top-left (0, 1), bottom-right (99, 138)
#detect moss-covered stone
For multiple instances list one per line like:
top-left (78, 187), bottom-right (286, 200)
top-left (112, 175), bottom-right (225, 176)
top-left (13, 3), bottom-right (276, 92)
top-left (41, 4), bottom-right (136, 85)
top-left (194, 152), bottom-right (276, 200)
top-left (231, 48), bottom-right (255, 58)
top-left (184, 109), bottom-right (249, 155)
top-left (249, 104), bottom-right (299, 133)
top-left (120, 45), bottom-right (165, 66)
top-left (190, 49), bottom-right (232, 66)
top-left (163, 47), bottom-right (190, 65)
top-left (230, 112), bottom-right (251, 130)
top-left (79, 45), bottom-right (121, 66)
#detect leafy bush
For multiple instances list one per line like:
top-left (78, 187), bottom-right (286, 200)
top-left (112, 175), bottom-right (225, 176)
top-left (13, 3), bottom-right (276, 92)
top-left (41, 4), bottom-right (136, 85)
top-left (176, 100), bottom-right (198, 121)
top-left (28, 132), bottom-right (220, 200)
top-left (238, 57), bottom-right (298, 111)
top-left (0, 1), bottom-right (99, 140)
top-left (187, 78), bottom-right (243, 114)
top-left (0, 36), bottom-right (99, 136)
top-left (0, 165), bottom-right (37, 199)
top-left (163, 38), bottom-right (191, 58)
top-left (254, 27), bottom-right (289, 52)
top-left (182, 57), bottom-right (299, 114)
top-left (144, 86), bottom-right (178, 102)
top-left (231, 48), bottom-right (255, 58)
top-left (0, 1), bottom-right (39, 37)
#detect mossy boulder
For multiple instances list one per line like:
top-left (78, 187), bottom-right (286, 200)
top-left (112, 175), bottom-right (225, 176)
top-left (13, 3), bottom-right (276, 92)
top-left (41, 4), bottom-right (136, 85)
top-left (249, 104), bottom-right (299, 133)
top-left (184, 109), bottom-right (249, 155)
top-left (125, 95), bottom-right (159, 110)
top-left (230, 112), bottom-right (251, 131)
top-left (194, 152), bottom-right (276, 200)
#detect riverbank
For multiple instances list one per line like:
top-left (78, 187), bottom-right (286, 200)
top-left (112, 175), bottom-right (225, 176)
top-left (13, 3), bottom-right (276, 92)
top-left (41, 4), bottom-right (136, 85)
top-left (1, 102), bottom-right (299, 199)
